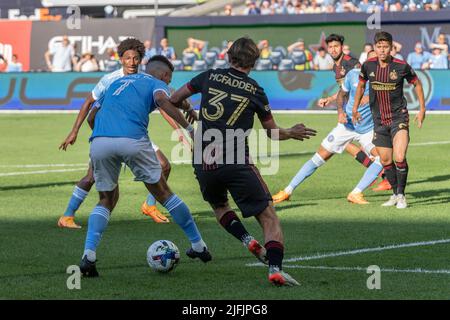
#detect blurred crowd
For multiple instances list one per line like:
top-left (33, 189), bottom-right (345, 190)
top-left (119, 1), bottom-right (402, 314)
top-left (223, 0), bottom-right (448, 15)
top-left (0, 32), bottom-right (448, 73)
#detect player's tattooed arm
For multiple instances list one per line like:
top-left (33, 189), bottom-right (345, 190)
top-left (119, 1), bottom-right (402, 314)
top-left (352, 81), bottom-right (366, 124)
top-left (413, 79), bottom-right (426, 128)
top-left (261, 116), bottom-right (317, 141)
top-left (336, 89), bottom-right (348, 124)
top-left (318, 91), bottom-right (338, 108)
top-left (59, 93), bottom-right (96, 151)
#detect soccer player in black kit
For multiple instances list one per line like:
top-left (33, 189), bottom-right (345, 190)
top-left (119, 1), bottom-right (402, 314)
top-left (170, 37), bottom-right (317, 286)
top-left (352, 31), bottom-right (426, 209)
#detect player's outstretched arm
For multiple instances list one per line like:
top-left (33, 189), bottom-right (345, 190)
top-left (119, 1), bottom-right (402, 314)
top-left (159, 107), bottom-right (191, 149)
top-left (351, 81), bottom-right (365, 124)
top-left (413, 79), bottom-right (426, 128)
top-left (169, 85), bottom-right (198, 123)
top-left (155, 91), bottom-right (194, 139)
top-left (318, 91), bottom-right (338, 108)
top-left (260, 116), bottom-right (317, 141)
top-left (59, 93), bottom-right (96, 151)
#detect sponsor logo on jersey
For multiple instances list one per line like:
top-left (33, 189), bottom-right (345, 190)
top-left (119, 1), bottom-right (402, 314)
top-left (398, 123), bottom-right (408, 129)
top-left (390, 69), bottom-right (398, 80)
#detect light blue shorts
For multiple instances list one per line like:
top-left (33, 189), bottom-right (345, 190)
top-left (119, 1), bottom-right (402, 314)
top-left (90, 136), bottom-right (162, 192)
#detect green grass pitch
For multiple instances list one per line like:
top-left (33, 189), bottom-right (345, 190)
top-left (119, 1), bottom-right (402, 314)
top-left (0, 113), bottom-right (449, 299)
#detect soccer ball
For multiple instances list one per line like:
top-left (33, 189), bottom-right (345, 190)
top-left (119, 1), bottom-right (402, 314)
top-left (147, 240), bottom-right (180, 273)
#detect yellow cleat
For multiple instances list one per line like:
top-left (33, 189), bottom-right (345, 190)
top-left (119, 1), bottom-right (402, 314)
top-left (272, 190), bottom-right (290, 204)
top-left (58, 216), bottom-right (82, 229)
top-left (141, 202), bottom-right (170, 223)
top-left (347, 192), bottom-right (369, 205)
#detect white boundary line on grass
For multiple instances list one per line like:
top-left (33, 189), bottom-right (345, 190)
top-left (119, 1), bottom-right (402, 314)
top-left (247, 238), bottom-right (450, 267)
top-left (1, 140), bottom-right (449, 170)
top-left (0, 168), bottom-right (87, 177)
top-left (1, 110), bottom-right (450, 114)
top-left (279, 265), bottom-right (450, 275)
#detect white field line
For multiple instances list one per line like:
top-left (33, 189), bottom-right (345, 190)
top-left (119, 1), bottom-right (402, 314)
top-left (1, 110), bottom-right (450, 114)
top-left (1, 140), bottom-right (449, 171)
top-left (279, 265), bottom-right (450, 275)
top-left (170, 140), bottom-right (450, 165)
top-left (247, 239), bottom-right (450, 267)
top-left (0, 168), bottom-right (87, 177)
top-left (0, 163), bottom-right (87, 168)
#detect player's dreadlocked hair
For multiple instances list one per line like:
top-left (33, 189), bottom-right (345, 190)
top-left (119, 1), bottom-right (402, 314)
top-left (117, 38), bottom-right (145, 60)
top-left (227, 37), bottom-right (260, 69)
top-left (325, 34), bottom-right (345, 45)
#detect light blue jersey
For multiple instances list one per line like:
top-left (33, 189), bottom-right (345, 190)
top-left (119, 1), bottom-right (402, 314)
top-left (341, 69), bottom-right (373, 134)
top-left (91, 69), bottom-right (124, 101)
top-left (91, 73), bottom-right (170, 140)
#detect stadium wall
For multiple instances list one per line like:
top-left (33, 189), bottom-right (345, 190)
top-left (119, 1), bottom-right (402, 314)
top-left (1, 70), bottom-right (448, 111)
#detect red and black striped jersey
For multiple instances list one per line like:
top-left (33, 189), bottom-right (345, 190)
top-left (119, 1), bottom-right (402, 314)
top-left (359, 56), bottom-right (418, 126)
top-left (333, 54), bottom-right (361, 85)
top-left (187, 67), bottom-right (273, 169)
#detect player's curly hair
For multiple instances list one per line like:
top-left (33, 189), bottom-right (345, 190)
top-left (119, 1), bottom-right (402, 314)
top-left (117, 38), bottom-right (145, 60)
top-left (227, 37), bottom-right (260, 69)
top-left (325, 34), bottom-right (345, 45)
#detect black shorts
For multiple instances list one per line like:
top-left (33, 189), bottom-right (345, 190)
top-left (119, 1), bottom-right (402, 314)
top-left (194, 164), bottom-right (272, 218)
top-left (373, 112), bottom-right (410, 149)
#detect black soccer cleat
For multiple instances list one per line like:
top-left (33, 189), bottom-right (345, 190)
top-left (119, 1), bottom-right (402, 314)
top-left (185, 247), bottom-right (212, 263)
top-left (80, 255), bottom-right (99, 277)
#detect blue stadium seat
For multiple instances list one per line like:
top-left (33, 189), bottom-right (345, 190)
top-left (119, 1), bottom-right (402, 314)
top-left (269, 51), bottom-right (283, 66)
top-left (274, 46), bottom-right (288, 58)
top-left (204, 51), bottom-right (217, 66)
top-left (212, 59), bottom-right (229, 69)
top-left (278, 59), bottom-right (294, 71)
top-left (209, 47), bottom-right (222, 56)
top-left (255, 59), bottom-right (273, 71)
top-left (182, 52), bottom-right (197, 67)
top-left (290, 51), bottom-right (307, 65)
top-left (192, 60), bottom-right (208, 71)
top-left (171, 59), bottom-right (184, 71)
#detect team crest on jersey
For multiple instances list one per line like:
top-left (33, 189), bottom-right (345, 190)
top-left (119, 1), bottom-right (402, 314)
top-left (390, 69), bottom-right (398, 80)
top-left (369, 72), bottom-right (375, 77)
top-left (327, 134), bottom-right (334, 142)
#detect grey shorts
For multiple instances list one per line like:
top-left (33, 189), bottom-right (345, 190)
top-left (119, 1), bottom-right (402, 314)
top-left (90, 137), bottom-right (162, 192)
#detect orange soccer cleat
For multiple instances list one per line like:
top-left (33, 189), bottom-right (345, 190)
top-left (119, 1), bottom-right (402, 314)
top-left (269, 267), bottom-right (300, 287)
top-left (272, 190), bottom-right (290, 204)
top-left (247, 239), bottom-right (268, 265)
top-left (372, 179), bottom-right (392, 192)
top-left (57, 216), bottom-right (82, 229)
top-left (347, 192), bottom-right (369, 205)
top-left (141, 202), bottom-right (170, 223)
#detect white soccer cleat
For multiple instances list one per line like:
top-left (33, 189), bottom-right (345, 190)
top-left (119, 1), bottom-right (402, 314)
top-left (381, 194), bottom-right (398, 207)
top-left (269, 267), bottom-right (300, 287)
top-left (396, 195), bottom-right (407, 209)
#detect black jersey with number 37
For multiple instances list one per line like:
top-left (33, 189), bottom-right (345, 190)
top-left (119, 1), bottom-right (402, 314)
top-left (359, 56), bottom-right (418, 126)
top-left (187, 67), bottom-right (273, 169)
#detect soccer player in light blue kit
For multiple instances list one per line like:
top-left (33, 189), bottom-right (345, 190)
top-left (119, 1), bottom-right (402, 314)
top-left (274, 50), bottom-right (383, 205)
top-left (59, 39), bottom-right (193, 227)
top-left (79, 55), bottom-right (211, 277)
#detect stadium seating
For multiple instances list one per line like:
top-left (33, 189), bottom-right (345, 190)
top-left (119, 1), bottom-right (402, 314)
top-left (278, 59), bottom-right (294, 71)
top-left (204, 51), bottom-right (218, 66)
top-left (212, 59), bottom-right (229, 69)
top-left (269, 51), bottom-right (283, 66)
top-left (290, 51), bottom-right (307, 65)
top-left (192, 60), bottom-right (208, 71)
top-left (254, 59), bottom-right (273, 71)
top-left (171, 59), bottom-right (184, 71)
top-left (182, 52), bottom-right (197, 67)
